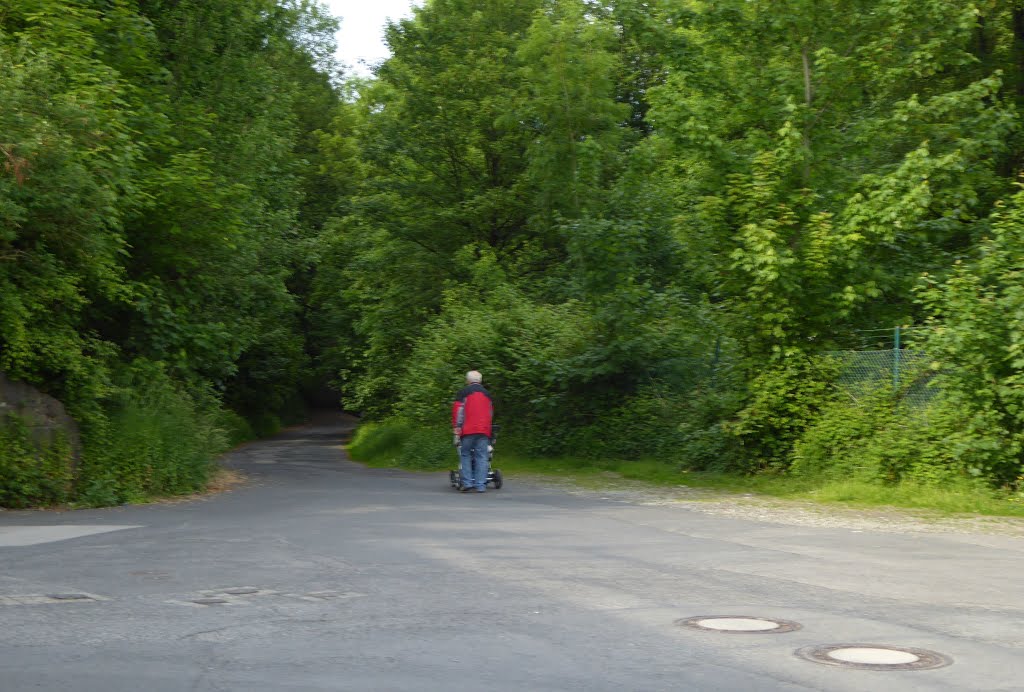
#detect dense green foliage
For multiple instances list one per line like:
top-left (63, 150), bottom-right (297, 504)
top-left (1, 0), bottom-right (341, 505)
top-left (330, 0), bottom-right (1024, 499)
top-left (0, 414), bottom-right (74, 508)
top-left (6, 0), bottom-right (1024, 506)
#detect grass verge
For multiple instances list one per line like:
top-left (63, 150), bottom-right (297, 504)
top-left (348, 420), bottom-right (1024, 518)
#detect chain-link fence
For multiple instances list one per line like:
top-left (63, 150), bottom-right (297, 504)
top-left (827, 327), bottom-right (935, 407)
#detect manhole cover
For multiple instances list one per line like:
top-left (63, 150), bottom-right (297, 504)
top-left (796, 644), bottom-right (952, 670)
top-left (222, 587), bottom-right (260, 595)
top-left (677, 616), bottom-right (801, 633)
top-left (191, 598), bottom-right (230, 606)
top-left (46, 593), bottom-right (92, 601)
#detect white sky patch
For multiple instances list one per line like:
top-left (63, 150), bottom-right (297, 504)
top-left (325, 0), bottom-right (421, 77)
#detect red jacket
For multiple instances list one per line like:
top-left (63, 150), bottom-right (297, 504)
top-left (452, 383), bottom-right (493, 438)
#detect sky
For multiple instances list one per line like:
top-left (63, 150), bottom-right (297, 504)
top-left (325, 0), bottom-right (421, 76)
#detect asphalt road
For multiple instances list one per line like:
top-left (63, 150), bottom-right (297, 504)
top-left (2, 414), bottom-right (1023, 691)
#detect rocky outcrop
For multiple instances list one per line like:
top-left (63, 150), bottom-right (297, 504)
top-left (0, 372), bottom-right (81, 468)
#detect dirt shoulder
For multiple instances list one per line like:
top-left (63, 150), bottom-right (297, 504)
top-left (517, 472), bottom-right (1024, 537)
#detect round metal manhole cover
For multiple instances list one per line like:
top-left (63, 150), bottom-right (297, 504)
top-left (796, 644), bottom-right (952, 670)
top-left (676, 616), bottom-right (802, 634)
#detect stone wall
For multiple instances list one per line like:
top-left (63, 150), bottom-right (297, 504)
top-left (0, 372), bottom-right (81, 468)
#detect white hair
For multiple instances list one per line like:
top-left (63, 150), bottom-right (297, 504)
top-left (466, 370), bottom-right (483, 384)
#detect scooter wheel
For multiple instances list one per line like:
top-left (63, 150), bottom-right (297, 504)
top-left (492, 469), bottom-right (503, 490)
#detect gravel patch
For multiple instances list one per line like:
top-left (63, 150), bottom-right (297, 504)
top-left (518, 474), bottom-right (1024, 537)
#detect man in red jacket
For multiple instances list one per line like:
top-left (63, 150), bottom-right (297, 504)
top-left (452, 370), bottom-right (493, 492)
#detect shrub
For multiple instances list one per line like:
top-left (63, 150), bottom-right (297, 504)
top-left (675, 386), bottom-right (747, 472)
top-left (348, 419), bottom-right (456, 470)
top-left (393, 247), bottom-right (720, 460)
top-left (725, 357), bottom-right (840, 472)
top-left (398, 426), bottom-right (458, 470)
top-left (793, 387), bottom-right (901, 482)
top-left (396, 276), bottom-right (591, 434)
top-left (348, 420), bottom-right (414, 465)
top-left (249, 413), bottom-right (283, 439)
top-left (915, 191), bottom-right (1024, 488)
top-left (555, 387), bottom-right (691, 461)
top-left (0, 414), bottom-right (74, 508)
top-left (76, 362), bottom-right (226, 505)
top-left (793, 388), bottom-right (1014, 488)
top-left (214, 408), bottom-right (255, 448)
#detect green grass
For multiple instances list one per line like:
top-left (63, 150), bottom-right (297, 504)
top-left (500, 453), bottom-right (1024, 517)
top-left (347, 420), bottom-right (1024, 518)
top-left (346, 420), bottom-right (411, 467)
top-left (803, 479), bottom-right (1024, 516)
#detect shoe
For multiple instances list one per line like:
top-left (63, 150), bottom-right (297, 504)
top-left (460, 485), bottom-right (474, 492)
top-left (476, 488), bottom-right (486, 493)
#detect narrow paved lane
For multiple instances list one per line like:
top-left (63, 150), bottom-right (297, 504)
top-left (2, 414), bottom-right (1022, 691)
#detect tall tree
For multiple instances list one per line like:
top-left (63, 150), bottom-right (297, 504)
top-left (0, 0), bottom-right (148, 412)
top-left (647, 0), bottom-right (1014, 358)
top-left (518, 1), bottom-right (628, 218)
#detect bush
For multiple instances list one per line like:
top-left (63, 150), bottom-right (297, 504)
top-left (348, 420), bottom-right (410, 463)
top-left (553, 388), bottom-right (691, 461)
top-left (724, 357), bottom-right (840, 472)
top-left (915, 192), bottom-right (1024, 488)
top-left (396, 266), bottom-right (592, 436)
top-left (348, 419), bottom-right (456, 470)
top-left (0, 414), bottom-right (74, 508)
top-left (793, 387), bottom-right (1014, 488)
top-left (76, 362), bottom-right (227, 505)
top-left (392, 247), bottom-right (721, 461)
top-left (793, 387), bottom-right (902, 482)
top-left (398, 426), bottom-right (458, 469)
top-left (675, 387), bottom-right (747, 472)
top-left (0, 360), bottom-right (258, 508)
top-left (248, 412), bottom-right (283, 439)
top-left (214, 408), bottom-right (255, 448)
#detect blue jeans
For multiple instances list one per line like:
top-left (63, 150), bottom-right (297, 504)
top-left (459, 434), bottom-right (490, 490)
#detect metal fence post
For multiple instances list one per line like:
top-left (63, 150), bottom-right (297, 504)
top-left (893, 326), bottom-right (901, 390)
